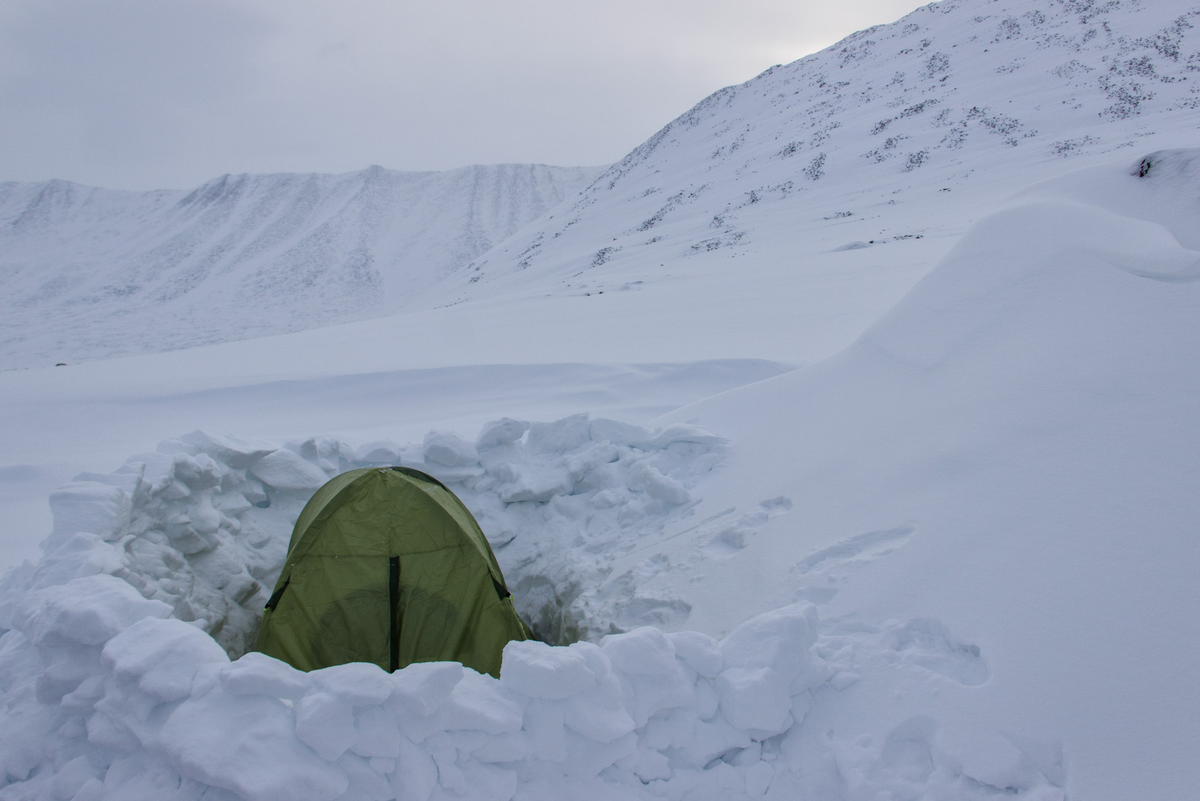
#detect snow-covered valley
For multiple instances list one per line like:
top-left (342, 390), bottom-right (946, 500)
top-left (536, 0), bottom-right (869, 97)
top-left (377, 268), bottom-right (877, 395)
top-left (0, 164), bottom-right (600, 368)
top-left (2, 0), bottom-right (1199, 799)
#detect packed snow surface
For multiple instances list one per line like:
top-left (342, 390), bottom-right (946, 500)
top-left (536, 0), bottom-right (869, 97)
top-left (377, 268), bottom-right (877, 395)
top-left (2, 0), bottom-right (1200, 798)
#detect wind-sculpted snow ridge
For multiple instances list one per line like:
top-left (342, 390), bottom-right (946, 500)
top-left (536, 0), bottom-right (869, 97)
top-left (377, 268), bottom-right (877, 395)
top-left (636, 149), bottom-right (1200, 801)
top-left (439, 0), bottom-right (1200, 304)
top-left (0, 421), bottom-right (1066, 801)
top-left (0, 163), bottom-right (602, 368)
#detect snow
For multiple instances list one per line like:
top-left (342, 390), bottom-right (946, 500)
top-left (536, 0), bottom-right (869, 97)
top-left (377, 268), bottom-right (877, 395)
top-left (0, 407), bottom-right (1076, 798)
top-left (0, 549), bottom-right (904, 801)
top-left (0, 164), bottom-right (602, 368)
top-left (424, 0), bottom-right (1200, 315)
top-left (2, 0), bottom-right (1200, 797)
top-left (0, 412), bottom-right (734, 667)
top-left (643, 150), bottom-right (1200, 799)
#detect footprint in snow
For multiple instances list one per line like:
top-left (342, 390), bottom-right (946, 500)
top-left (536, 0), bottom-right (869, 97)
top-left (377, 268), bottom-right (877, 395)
top-left (886, 617), bottom-right (990, 686)
top-left (821, 617), bottom-right (989, 688)
top-left (790, 525), bottom-right (914, 604)
top-left (698, 496), bottom-right (793, 558)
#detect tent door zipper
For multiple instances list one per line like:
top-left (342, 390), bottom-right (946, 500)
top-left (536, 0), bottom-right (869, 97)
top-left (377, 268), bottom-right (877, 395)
top-left (264, 575), bottom-right (290, 612)
top-left (388, 556), bottom-right (400, 672)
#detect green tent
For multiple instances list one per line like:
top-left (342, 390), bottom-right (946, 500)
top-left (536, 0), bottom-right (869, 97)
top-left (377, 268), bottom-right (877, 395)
top-left (255, 466), bottom-right (532, 677)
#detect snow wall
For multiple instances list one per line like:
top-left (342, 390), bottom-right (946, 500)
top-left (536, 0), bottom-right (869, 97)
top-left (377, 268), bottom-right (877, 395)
top-left (0, 417), bottom-right (1067, 800)
top-left (2, 416), bottom-right (727, 656)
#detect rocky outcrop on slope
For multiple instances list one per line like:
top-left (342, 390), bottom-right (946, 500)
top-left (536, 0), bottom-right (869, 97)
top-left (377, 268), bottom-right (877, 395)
top-left (443, 0), bottom-right (1200, 301)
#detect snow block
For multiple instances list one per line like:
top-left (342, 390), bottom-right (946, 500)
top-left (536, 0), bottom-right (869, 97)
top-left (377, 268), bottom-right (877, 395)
top-left (48, 481), bottom-right (133, 542)
top-left (589, 418), bottom-right (653, 449)
top-left (160, 689), bottom-right (350, 801)
top-left (423, 431), bottom-right (481, 467)
top-left (296, 691), bottom-right (359, 761)
top-left (249, 448), bottom-right (329, 491)
top-left (601, 627), bottom-right (678, 676)
top-left (72, 469), bottom-right (142, 496)
top-left (432, 670), bottom-right (525, 734)
top-left (350, 706), bottom-right (403, 759)
top-left (220, 652), bottom-right (309, 699)
top-left (526, 413), bottom-right (591, 455)
top-left (668, 630), bottom-right (723, 678)
top-left (501, 639), bottom-right (595, 699)
top-left (561, 643), bottom-right (636, 743)
top-left (720, 602), bottom-right (818, 674)
top-left (180, 430), bottom-right (276, 469)
top-left (637, 464), bottom-right (691, 505)
top-left (715, 603), bottom-right (818, 733)
top-left (390, 660), bottom-right (464, 717)
top-left (103, 617), bottom-right (229, 702)
top-left (476, 418), bottom-right (530, 449)
top-left (717, 665), bottom-right (793, 732)
top-left (31, 533), bottom-right (126, 593)
top-left (495, 464), bottom-right (575, 503)
top-left (172, 453), bottom-right (222, 490)
top-left (352, 439), bottom-right (405, 464)
top-left (312, 661), bottom-right (393, 706)
top-left (122, 452), bottom-right (179, 497)
top-left (13, 575), bottom-right (171, 647)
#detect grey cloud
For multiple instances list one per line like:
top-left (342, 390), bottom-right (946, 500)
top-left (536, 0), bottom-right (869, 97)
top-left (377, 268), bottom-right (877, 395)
top-left (0, 0), bottom-right (924, 190)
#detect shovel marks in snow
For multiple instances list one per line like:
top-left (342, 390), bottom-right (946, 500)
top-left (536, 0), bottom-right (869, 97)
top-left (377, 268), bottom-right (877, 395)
top-left (791, 525), bottom-right (914, 604)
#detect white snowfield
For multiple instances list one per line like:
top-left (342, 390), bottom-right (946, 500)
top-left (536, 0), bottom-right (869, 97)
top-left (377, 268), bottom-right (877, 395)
top-left (1, 0), bottom-right (1200, 797)
top-left (4, 150), bottom-right (1196, 800)
top-left (647, 149), bottom-right (1200, 800)
top-left (0, 164), bottom-right (601, 368)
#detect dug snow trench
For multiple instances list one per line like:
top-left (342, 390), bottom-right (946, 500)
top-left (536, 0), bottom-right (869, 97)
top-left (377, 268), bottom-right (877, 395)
top-left (3, 414), bottom-right (729, 656)
top-left (0, 414), bottom-right (1066, 800)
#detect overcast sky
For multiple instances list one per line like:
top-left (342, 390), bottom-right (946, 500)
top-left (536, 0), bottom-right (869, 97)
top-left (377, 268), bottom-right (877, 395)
top-left (0, 0), bottom-right (928, 190)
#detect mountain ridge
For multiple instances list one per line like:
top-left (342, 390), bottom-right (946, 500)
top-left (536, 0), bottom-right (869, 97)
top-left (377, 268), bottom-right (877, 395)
top-left (0, 163), bottom-right (603, 368)
top-left (428, 0), bottom-right (1200, 306)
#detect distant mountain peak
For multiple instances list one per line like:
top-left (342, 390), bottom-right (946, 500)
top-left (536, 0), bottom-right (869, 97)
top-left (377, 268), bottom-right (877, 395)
top-left (0, 163), bottom-right (603, 368)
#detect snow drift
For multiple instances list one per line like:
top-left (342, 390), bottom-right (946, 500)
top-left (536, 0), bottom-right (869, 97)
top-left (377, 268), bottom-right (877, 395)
top-left (643, 148), bottom-right (1200, 800)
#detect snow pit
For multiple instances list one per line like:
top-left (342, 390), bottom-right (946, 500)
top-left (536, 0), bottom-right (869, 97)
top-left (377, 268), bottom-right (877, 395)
top-left (2, 415), bottom-right (726, 659)
top-left (0, 414), bottom-right (1069, 799)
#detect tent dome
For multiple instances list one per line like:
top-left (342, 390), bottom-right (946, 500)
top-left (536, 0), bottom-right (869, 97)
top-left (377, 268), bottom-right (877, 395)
top-left (255, 467), bottom-right (531, 677)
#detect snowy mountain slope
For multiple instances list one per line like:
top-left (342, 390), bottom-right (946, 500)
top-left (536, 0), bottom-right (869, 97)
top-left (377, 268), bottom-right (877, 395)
top-left (621, 149), bottom-right (1200, 799)
top-left (1, 0), bottom-right (1199, 797)
top-left (5, 150), bottom-right (1191, 801)
top-left (0, 163), bottom-right (601, 368)
top-left (427, 0), bottom-right (1200, 308)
